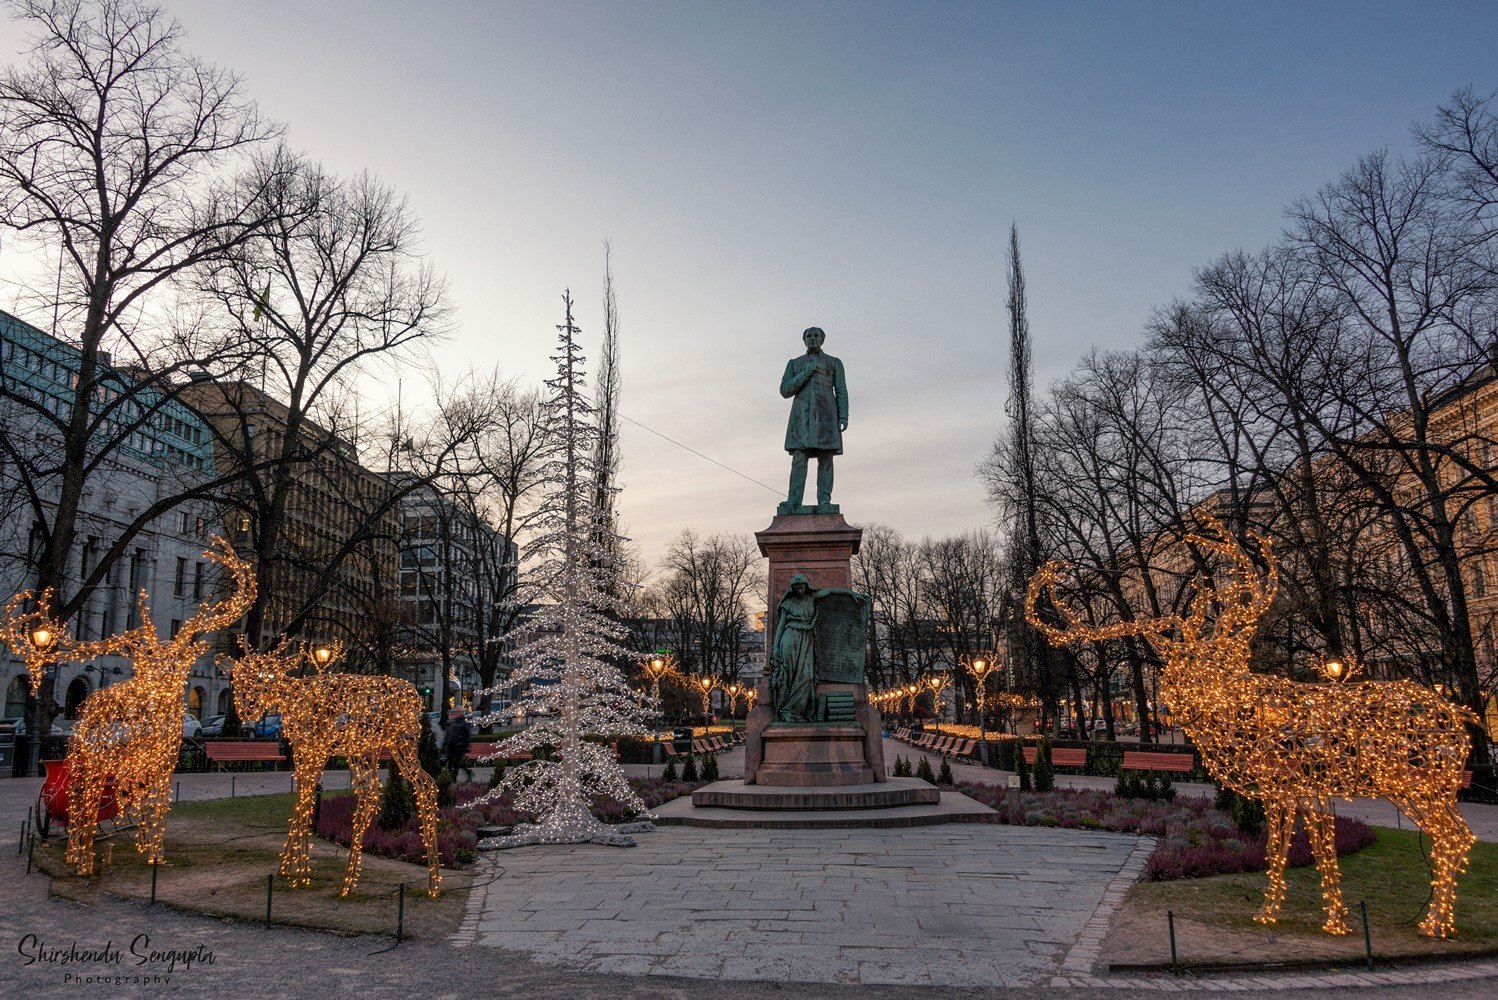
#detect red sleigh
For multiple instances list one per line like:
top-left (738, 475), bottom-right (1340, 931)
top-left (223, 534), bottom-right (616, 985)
top-left (36, 758), bottom-right (119, 839)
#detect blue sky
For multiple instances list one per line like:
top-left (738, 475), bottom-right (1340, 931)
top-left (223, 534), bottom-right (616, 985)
top-left (3, 1), bottom-right (1495, 572)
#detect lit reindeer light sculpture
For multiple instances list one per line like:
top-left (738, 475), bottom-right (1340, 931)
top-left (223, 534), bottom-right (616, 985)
top-left (64, 538), bottom-right (257, 876)
top-left (1025, 518), bottom-right (1476, 938)
top-left (228, 641), bottom-right (441, 897)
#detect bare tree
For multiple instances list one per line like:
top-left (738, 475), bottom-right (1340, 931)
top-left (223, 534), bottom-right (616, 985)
top-left (651, 530), bottom-right (763, 692)
top-left (0, 0), bottom-right (280, 603)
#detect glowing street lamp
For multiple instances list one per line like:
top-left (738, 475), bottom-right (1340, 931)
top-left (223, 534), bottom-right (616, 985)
top-left (963, 652), bottom-right (998, 766)
top-left (725, 681), bottom-right (744, 718)
top-left (693, 675), bottom-right (717, 720)
top-left (903, 683), bottom-right (918, 720)
top-left (643, 654), bottom-right (673, 706)
top-left (925, 673), bottom-right (950, 734)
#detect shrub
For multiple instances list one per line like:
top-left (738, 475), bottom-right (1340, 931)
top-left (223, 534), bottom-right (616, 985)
top-left (487, 760), bottom-right (507, 790)
top-left (662, 758), bottom-right (679, 782)
top-left (937, 758), bottom-right (954, 786)
top-left (378, 765), bottom-right (415, 831)
top-left (1115, 770), bottom-right (1139, 799)
top-left (1015, 743), bottom-right (1032, 791)
top-left (916, 756), bottom-right (936, 784)
top-left (702, 753), bottom-right (720, 782)
top-left (436, 767), bottom-right (458, 808)
top-left (418, 724), bottom-right (443, 777)
top-left (1033, 737), bottom-right (1055, 792)
top-left (682, 754), bottom-right (699, 782)
top-left (1215, 782), bottom-right (1266, 835)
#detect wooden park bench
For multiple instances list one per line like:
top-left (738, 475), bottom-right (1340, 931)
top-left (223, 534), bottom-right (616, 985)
top-left (468, 741), bottom-right (531, 763)
top-left (1120, 750), bottom-right (1195, 775)
top-left (204, 741), bottom-right (285, 769)
top-left (1022, 746), bottom-right (1087, 769)
top-left (944, 739), bottom-right (977, 761)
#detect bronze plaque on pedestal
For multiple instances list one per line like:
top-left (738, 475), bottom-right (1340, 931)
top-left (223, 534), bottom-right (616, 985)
top-left (813, 592), bottom-right (869, 684)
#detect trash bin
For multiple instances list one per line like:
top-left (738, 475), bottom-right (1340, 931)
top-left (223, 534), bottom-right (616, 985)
top-left (672, 727), bottom-right (694, 755)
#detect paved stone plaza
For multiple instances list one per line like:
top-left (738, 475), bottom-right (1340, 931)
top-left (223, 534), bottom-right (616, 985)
top-left (456, 823), bottom-right (1149, 986)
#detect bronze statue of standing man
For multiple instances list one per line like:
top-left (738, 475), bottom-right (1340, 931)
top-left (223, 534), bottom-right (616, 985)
top-left (778, 326), bottom-right (848, 515)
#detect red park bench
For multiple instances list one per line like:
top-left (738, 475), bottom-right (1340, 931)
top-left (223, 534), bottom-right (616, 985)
top-left (204, 741), bottom-right (286, 768)
top-left (1120, 750), bottom-right (1195, 774)
top-left (1022, 746), bottom-right (1087, 768)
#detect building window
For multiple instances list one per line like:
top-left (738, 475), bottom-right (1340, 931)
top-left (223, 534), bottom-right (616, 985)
top-left (193, 561), bottom-right (204, 600)
top-left (1475, 560), bottom-right (1488, 599)
top-left (170, 619), bottom-right (182, 639)
top-left (174, 557), bottom-right (187, 597)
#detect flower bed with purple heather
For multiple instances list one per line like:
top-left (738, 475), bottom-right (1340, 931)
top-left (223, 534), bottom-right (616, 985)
top-left (956, 784), bottom-right (1374, 881)
top-left (314, 776), bottom-right (705, 870)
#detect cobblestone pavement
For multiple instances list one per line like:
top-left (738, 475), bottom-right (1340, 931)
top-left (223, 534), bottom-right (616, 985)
top-left (3, 764), bottom-right (1498, 996)
top-left (459, 824), bottom-right (1142, 987)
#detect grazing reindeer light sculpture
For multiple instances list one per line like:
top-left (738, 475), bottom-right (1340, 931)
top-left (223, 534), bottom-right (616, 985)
top-left (1026, 518), bottom-right (1476, 938)
top-left (63, 538), bottom-right (257, 876)
top-left (228, 641), bottom-right (441, 897)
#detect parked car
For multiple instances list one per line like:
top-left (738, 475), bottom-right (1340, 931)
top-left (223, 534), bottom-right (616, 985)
top-left (251, 714), bottom-right (282, 739)
top-left (182, 715), bottom-right (203, 741)
top-left (199, 714), bottom-right (226, 738)
top-left (12, 716), bottom-right (74, 737)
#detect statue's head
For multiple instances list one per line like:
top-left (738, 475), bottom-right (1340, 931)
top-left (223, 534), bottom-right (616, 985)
top-left (802, 327), bottom-right (825, 353)
top-left (787, 572), bottom-right (811, 595)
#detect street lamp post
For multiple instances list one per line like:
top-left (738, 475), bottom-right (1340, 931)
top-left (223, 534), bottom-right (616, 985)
top-left (963, 653), bottom-right (997, 767)
top-left (694, 675), bottom-right (716, 722)
top-left (641, 654), bottom-right (674, 765)
top-left (925, 673), bottom-right (949, 734)
top-left (25, 622), bottom-right (60, 776)
top-left (725, 681), bottom-right (743, 719)
top-left (903, 683), bottom-right (918, 724)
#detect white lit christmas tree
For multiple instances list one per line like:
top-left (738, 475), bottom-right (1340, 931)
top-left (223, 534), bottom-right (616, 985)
top-left (475, 291), bottom-right (651, 848)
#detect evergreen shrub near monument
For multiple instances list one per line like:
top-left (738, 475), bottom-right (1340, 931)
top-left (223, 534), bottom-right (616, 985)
top-left (1033, 737), bottom-right (1055, 792)
top-left (937, 758), bottom-right (954, 786)
top-left (916, 756), bottom-right (936, 784)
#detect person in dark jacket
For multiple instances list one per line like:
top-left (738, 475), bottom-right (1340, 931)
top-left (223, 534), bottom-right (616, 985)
top-left (442, 707), bottom-right (474, 782)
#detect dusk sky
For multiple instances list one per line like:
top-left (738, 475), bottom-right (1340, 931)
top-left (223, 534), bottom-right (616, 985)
top-left (3, 1), bottom-right (1496, 574)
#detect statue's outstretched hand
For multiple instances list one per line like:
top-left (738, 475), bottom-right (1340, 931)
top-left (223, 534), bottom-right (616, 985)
top-left (839, 419), bottom-right (848, 432)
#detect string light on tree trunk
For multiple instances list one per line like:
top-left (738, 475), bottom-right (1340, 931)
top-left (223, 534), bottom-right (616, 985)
top-left (1026, 516), bottom-right (1476, 938)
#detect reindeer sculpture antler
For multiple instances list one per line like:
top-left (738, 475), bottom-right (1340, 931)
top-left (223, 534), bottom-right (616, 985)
top-left (1027, 515), bottom-right (1475, 938)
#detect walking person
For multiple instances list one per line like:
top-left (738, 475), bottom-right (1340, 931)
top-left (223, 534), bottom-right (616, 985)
top-left (442, 706), bottom-right (474, 782)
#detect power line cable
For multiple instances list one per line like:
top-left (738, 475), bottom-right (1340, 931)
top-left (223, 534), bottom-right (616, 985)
top-left (584, 392), bottom-right (782, 497)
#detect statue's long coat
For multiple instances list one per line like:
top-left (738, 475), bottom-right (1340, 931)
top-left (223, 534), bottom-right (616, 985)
top-left (780, 352), bottom-right (848, 454)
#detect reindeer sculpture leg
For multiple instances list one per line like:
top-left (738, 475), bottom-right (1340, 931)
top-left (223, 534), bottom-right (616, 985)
top-left (281, 752), bottom-right (326, 888)
top-left (1255, 801), bottom-right (1296, 925)
top-left (391, 739), bottom-right (442, 897)
top-left (341, 755), bottom-right (382, 897)
top-left (1305, 801), bottom-right (1350, 934)
top-left (1399, 791), bottom-right (1476, 938)
top-left (136, 766), bottom-right (175, 866)
top-left (66, 753), bottom-right (107, 876)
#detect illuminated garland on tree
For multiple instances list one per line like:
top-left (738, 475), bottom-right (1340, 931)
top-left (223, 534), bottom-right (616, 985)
top-left (0, 588), bottom-right (68, 695)
top-left (228, 640), bottom-right (441, 896)
top-left (1026, 517), bottom-right (1476, 938)
top-left (64, 538), bottom-right (257, 876)
top-left (473, 291), bottom-right (651, 849)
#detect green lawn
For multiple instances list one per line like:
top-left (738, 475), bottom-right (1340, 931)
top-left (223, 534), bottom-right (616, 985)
top-left (33, 791), bottom-right (469, 939)
top-left (1105, 828), bottom-right (1498, 969)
